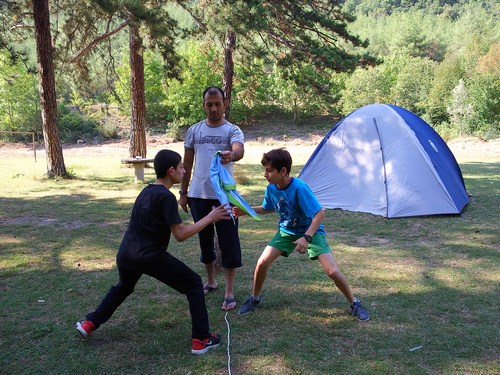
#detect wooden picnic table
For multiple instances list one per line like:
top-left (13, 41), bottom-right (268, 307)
top-left (121, 157), bottom-right (154, 183)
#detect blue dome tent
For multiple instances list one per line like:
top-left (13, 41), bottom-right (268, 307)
top-left (298, 104), bottom-right (469, 218)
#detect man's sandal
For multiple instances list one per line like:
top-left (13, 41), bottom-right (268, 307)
top-left (221, 298), bottom-right (237, 311)
top-left (203, 285), bottom-right (218, 295)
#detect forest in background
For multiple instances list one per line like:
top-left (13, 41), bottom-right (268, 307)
top-left (0, 0), bottom-right (498, 144)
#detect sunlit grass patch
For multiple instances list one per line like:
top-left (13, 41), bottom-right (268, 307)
top-left (0, 143), bottom-right (498, 374)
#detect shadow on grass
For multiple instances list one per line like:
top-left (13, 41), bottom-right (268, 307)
top-left (228, 231), bottom-right (499, 373)
top-left (0, 160), bottom-right (498, 374)
top-left (77, 175), bottom-right (135, 185)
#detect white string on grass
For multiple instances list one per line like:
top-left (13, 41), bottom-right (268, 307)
top-left (224, 311), bottom-right (232, 375)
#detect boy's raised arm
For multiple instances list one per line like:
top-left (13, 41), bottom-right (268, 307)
top-left (171, 204), bottom-right (231, 242)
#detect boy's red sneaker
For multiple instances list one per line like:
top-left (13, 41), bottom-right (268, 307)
top-left (76, 320), bottom-right (95, 337)
top-left (191, 333), bottom-right (221, 355)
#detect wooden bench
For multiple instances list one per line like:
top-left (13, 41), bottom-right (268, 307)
top-left (121, 157), bottom-right (154, 183)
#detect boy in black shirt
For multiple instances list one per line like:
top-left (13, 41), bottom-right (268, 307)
top-left (76, 149), bottom-right (230, 355)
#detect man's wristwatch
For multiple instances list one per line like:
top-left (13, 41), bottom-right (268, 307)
top-left (179, 189), bottom-right (187, 196)
top-left (303, 234), bottom-right (312, 243)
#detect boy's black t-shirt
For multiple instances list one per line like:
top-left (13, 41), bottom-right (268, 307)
top-left (118, 184), bottom-right (182, 262)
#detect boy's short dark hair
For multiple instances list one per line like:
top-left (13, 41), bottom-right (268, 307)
top-left (203, 86), bottom-right (225, 100)
top-left (154, 149), bottom-right (181, 178)
top-left (261, 148), bottom-right (293, 176)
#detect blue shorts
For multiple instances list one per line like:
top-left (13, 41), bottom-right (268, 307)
top-left (189, 198), bottom-right (242, 268)
top-left (268, 230), bottom-right (331, 260)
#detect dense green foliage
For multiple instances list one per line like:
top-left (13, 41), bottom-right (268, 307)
top-left (341, 1), bottom-right (499, 138)
top-left (342, 0), bottom-right (471, 17)
top-left (0, 0), bottom-right (498, 142)
top-left (0, 53), bottom-right (40, 134)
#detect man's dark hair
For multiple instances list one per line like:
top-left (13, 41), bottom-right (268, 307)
top-left (154, 149), bottom-right (182, 178)
top-left (261, 148), bottom-right (293, 176)
top-left (202, 86), bottom-right (225, 100)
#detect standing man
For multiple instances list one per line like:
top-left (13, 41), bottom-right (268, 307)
top-left (180, 86), bottom-right (244, 311)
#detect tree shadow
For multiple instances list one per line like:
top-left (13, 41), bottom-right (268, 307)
top-left (0, 160), bottom-right (498, 374)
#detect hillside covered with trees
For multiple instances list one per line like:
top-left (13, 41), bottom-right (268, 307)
top-left (1, 0), bottom-right (498, 148)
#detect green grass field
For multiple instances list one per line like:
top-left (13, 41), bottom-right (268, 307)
top-left (0, 139), bottom-right (499, 374)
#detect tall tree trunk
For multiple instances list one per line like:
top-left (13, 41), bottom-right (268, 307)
top-left (129, 24), bottom-right (147, 158)
top-left (32, 0), bottom-right (67, 178)
top-left (222, 29), bottom-right (236, 121)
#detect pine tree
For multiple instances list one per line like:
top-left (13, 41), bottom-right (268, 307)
top-left (182, 0), bottom-right (373, 119)
top-left (62, 0), bottom-right (181, 158)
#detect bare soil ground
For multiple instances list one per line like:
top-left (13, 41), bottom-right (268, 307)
top-left (0, 126), bottom-right (498, 165)
top-left (445, 136), bottom-right (500, 163)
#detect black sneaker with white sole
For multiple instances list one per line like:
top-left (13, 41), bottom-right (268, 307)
top-left (350, 300), bottom-right (370, 321)
top-left (238, 296), bottom-right (262, 315)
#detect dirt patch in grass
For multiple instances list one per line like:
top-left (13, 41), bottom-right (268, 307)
top-left (447, 136), bottom-right (500, 162)
top-left (1, 126), bottom-right (498, 164)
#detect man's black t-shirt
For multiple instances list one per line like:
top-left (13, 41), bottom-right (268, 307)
top-left (117, 184), bottom-right (182, 263)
